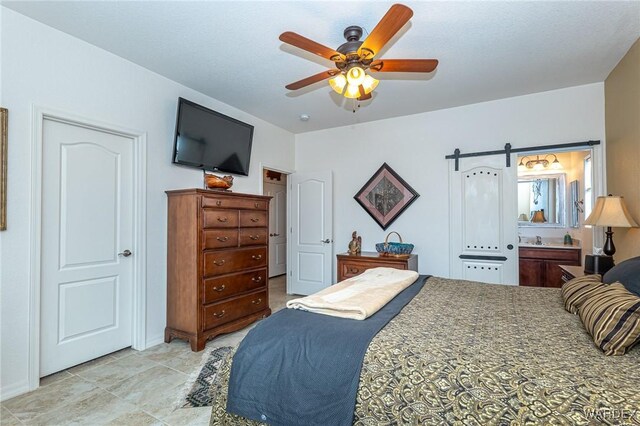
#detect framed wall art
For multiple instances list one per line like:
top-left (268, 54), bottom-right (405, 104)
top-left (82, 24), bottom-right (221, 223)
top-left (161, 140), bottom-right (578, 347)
top-left (354, 163), bottom-right (419, 230)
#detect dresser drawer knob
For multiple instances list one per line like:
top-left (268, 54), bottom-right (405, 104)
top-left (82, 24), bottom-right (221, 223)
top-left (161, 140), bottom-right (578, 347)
top-left (216, 236), bottom-right (229, 242)
top-left (217, 217), bottom-right (228, 223)
top-left (213, 284), bottom-right (226, 292)
top-left (251, 254), bottom-right (262, 260)
top-left (252, 276), bottom-right (262, 283)
top-left (212, 310), bottom-right (226, 318)
top-left (249, 235), bottom-right (260, 240)
top-left (251, 298), bottom-right (262, 305)
top-left (216, 200), bottom-right (222, 206)
top-left (250, 217), bottom-right (260, 223)
top-left (254, 202), bottom-right (260, 208)
top-left (213, 259), bottom-right (226, 266)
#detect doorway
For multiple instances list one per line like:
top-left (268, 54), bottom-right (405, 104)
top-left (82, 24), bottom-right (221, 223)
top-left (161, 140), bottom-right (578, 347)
top-left (516, 149), bottom-right (594, 245)
top-left (263, 168), bottom-right (288, 277)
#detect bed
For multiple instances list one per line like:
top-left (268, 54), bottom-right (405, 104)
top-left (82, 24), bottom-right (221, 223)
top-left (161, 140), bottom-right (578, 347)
top-left (209, 276), bottom-right (640, 425)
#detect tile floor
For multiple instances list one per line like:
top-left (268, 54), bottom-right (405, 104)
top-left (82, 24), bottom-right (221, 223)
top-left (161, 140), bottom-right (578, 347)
top-left (1, 276), bottom-right (296, 426)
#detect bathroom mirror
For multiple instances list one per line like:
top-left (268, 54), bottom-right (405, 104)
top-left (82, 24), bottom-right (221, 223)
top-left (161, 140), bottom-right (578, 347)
top-left (517, 173), bottom-right (566, 227)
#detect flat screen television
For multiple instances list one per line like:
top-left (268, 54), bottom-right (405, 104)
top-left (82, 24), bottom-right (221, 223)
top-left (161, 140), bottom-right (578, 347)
top-left (172, 98), bottom-right (254, 176)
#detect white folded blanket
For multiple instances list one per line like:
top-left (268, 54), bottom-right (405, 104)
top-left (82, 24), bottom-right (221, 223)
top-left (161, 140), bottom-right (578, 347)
top-left (286, 267), bottom-right (419, 320)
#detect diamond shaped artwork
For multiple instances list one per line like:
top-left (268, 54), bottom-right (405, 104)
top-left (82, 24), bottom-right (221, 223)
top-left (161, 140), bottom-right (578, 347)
top-left (354, 163), bottom-right (419, 230)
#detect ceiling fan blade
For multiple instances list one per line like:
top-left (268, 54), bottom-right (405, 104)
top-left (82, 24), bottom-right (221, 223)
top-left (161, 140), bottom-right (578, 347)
top-left (285, 69), bottom-right (340, 90)
top-left (279, 31), bottom-right (345, 62)
top-left (358, 4), bottom-right (413, 59)
top-left (369, 59), bottom-right (439, 73)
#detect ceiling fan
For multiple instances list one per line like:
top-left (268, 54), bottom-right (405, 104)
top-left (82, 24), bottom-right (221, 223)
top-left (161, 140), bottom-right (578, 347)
top-left (279, 3), bottom-right (438, 102)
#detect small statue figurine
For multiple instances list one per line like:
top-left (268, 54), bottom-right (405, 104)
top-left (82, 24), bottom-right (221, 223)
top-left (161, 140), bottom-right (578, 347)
top-left (348, 231), bottom-right (362, 254)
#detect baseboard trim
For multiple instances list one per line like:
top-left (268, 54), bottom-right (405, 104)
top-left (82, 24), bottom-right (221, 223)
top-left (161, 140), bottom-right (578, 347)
top-left (1, 380), bottom-right (30, 402)
top-left (145, 334), bottom-right (165, 350)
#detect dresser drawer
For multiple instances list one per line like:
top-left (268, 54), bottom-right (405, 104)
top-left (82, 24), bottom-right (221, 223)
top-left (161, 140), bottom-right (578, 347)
top-left (202, 269), bottom-right (267, 304)
top-left (202, 196), bottom-right (268, 210)
top-left (202, 229), bottom-right (239, 249)
top-left (340, 261), bottom-right (407, 279)
top-left (239, 228), bottom-right (268, 247)
top-left (202, 209), bottom-right (239, 228)
top-left (202, 290), bottom-right (268, 331)
top-left (240, 211), bottom-right (267, 227)
top-left (203, 247), bottom-right (267, 277)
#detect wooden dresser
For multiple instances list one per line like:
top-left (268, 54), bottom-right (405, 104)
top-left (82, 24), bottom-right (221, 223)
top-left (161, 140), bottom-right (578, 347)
top-left (165, 189), bottom-right (272, 351)
top-left (519, 246), bottom-right (581, 288)
top-left (336, 252), bottom-right (418, 282)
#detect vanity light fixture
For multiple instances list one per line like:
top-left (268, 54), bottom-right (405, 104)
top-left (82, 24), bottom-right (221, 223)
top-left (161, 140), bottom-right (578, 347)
top-left (517, 154), bottom-right (563, 171)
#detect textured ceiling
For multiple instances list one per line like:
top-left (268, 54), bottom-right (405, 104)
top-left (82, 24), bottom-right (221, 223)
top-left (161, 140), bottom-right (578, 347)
top-left (3, 1), bottom-right (639, 133)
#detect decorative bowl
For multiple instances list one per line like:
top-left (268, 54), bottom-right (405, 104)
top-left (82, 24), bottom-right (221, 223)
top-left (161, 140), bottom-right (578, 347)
top-left (375, 231), bottom-right (414, 256)
top-left (204, 173), bottom-right (234, 190)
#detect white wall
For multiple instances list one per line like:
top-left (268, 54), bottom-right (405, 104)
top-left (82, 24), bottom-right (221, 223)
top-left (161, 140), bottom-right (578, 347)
top-left (295, 83), bottom-right (605, 280)
top-left (0, 8), bottom-right (295, 399)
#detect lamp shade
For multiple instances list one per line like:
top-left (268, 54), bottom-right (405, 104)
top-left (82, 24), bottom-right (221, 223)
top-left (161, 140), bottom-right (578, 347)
top-left (584, 196), bottom-right (638, 227)
top-left (531, 210), bottom-right (546, 223)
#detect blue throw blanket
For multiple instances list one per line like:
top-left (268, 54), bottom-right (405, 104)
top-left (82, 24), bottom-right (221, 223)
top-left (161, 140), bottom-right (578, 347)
top-left (226, 275), bottom-right (430, 426)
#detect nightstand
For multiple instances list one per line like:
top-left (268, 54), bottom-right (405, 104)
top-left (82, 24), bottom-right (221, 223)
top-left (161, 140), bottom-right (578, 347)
top-left (559, 264), bottom-right (599, 283)
top-left (336, 252), bottom-right (418, 282)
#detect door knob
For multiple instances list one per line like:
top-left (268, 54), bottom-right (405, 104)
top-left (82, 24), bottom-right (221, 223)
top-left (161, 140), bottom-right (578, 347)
top-left (507, 244), bottom-right (514, 250)
top-left (118, 250), bottom-right (132, 257)
top-left (321, 239), bottom-right (332, 244)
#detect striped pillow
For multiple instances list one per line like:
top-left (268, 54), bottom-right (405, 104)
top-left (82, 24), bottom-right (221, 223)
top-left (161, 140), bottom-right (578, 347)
top-left (578, 282), bottom-right (640, 356)
top-left (561, 274), bottom-right (603, 314)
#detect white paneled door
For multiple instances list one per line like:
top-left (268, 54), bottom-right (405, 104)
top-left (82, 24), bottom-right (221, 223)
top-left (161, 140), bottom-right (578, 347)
top-left (449, 154), bottom-right (518, 285)
top-left (40, 118), bottom-right (134, 376)
top-left (264, 180), bottom-right (287, 277)
top-left (289, 171), bottom-right (333, 295)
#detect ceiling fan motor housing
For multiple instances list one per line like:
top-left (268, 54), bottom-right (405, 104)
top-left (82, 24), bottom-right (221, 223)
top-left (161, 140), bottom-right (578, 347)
top-left (337, 25), bottom-right (364, 55)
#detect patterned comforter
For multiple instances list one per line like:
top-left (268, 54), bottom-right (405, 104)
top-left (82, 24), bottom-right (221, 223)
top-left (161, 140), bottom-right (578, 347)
top-left (210, 277), bottom-right (640, 425)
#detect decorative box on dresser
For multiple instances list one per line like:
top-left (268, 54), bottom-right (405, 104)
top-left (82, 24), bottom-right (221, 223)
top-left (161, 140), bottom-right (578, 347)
top-left (337, 252), bottom-right (418, 282)
top-left (165, 189), bottom-right (272, 351)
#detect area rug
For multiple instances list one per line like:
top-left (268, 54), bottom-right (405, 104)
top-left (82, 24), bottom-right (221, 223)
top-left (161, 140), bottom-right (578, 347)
top-left (180, 346), bottom-right (233, 408)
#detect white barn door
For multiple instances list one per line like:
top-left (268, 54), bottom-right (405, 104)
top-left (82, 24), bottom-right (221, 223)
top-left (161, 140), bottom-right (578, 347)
top-left (450, 154), bottom-right (518, 285)
top-left (289, 171), bottom-right (333, 295)
top-left (40, 118), bottom-right (134, 376)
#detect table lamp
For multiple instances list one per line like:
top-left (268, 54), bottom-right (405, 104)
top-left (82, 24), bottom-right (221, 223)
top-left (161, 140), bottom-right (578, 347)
top-left (584, 195), bottom-right (638, 256)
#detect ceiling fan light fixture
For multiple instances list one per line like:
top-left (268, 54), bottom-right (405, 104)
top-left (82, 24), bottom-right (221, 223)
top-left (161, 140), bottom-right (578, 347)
top-left (329, 74), bottom-right (347, 94)
top-left (343, 82), bottom-right (361, 99)
top-left (346, 66), bottom-right (366, 86)
top-left (361, 74), bottom-right (379, 94)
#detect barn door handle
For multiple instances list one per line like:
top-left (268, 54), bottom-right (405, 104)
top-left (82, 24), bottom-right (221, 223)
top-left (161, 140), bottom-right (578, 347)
top-left (118, 250), bottom-right (132, 257)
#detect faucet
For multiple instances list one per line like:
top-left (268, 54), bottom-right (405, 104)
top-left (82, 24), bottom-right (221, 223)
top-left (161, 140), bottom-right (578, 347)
top-left (535, 236), bottom-right (542, 245)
